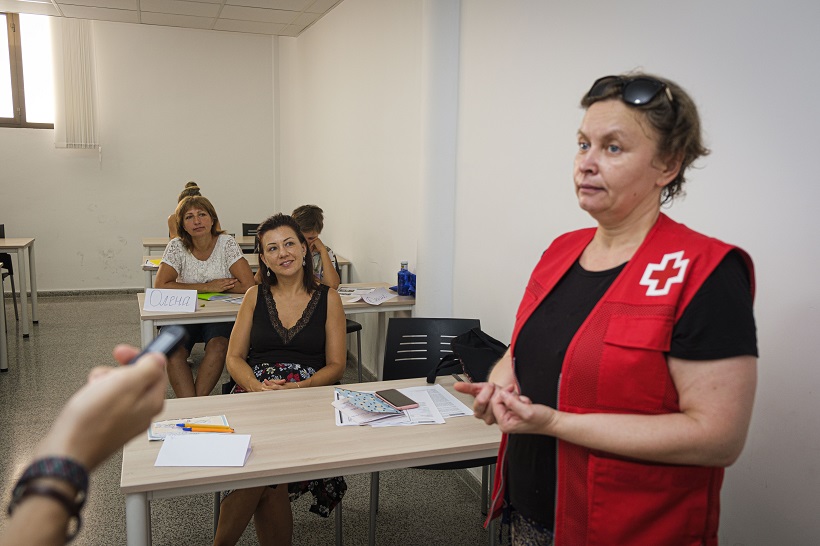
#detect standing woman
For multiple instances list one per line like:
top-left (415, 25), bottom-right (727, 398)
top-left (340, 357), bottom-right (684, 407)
top-left (214, 214), bottom-right (346, 546)
top-left (456, 73), bottom-right (758, 545)
top-left (155, 196), bottom-right (255, 398)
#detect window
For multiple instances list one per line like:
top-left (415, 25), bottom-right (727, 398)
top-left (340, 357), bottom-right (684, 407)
top-left (1, 12), bottom-right (54, 128)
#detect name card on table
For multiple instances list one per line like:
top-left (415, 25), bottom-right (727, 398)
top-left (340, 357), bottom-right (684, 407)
top-left (143, 288), bottom-right (197, 313)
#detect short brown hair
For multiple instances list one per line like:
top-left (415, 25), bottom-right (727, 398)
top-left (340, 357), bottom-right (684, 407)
top-left (580, 72), bottom-right (710, 204)
top-left (291, 204), bottom-right (324, 233)
top-left (174, 196), bottom-right (224, 251)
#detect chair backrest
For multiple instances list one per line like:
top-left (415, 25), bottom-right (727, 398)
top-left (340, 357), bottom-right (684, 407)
top-left (241, 223), bottom-right (260, 254)
top-left (382, 317), bottom-right (480, 381)
top-left (241, 223), bottom-right (259, 237)
top-left (0, 224), bottom-right (11, 274)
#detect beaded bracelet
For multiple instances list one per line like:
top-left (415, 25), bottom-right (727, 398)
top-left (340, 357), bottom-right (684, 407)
top-left (7, 457), bottom-right (89, 543)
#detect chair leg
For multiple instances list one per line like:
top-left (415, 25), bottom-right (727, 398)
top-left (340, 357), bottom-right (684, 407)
top-left (481, 465), bottom-right (489, 515)
top-left (368, 471), bottom-right (379, 546)
top-left (356, 330), bottom-right (363, 383)
top-left (7, 275), bottom-right (17, 321)
top-left (335, 500), bottom-right (343, 546)
top-left (487, 463), bottom-right (496, 546)
top-left (213, 491), bottom-right (221, 538)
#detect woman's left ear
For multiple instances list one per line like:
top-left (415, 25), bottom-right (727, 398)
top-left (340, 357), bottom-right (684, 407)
top-left (656, 153), bottom-right (683, 188)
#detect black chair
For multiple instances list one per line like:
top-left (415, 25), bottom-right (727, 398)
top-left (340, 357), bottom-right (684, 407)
top-left (0, 225), bottom-right (19, 321)
top-left (241, 222), bottom-right (260, 254)
top-left (335, 261), bottom-right (364, 382)
top-left (368, 317), bottom-right (496, 546)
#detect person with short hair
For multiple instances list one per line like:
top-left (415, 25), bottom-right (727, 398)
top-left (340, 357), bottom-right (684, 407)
top-left (155, 195), bottom-right (255, 398)
top-left (291, 204), bottom-right (341, 289)
top-left (456, 73), bottom-right (758, 545)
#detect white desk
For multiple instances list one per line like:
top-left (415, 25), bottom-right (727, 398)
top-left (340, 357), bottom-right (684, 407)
top-left (0, 238), bottom-right (38, 337)
top-left (142, 236), bottom-right (257, 255)
top-left (141, 256), bottom-right (260, 289)
top-left (0, 262), bottom-right (7, 372)
top-left (142, 237), bottom-right (351, 283)
top-left (120, 376), bottom-right (500, 546)
top-left (137, 283), bottom-right (414, 379)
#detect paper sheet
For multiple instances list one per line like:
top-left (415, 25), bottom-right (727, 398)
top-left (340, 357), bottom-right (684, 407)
top-left (403, 384), bottom-right (474, 418)
top-left (155, 434), bottom-right (252, 467)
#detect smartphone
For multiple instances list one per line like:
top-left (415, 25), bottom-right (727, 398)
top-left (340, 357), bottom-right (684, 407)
top-left (375, 389), bottom-right (419, 410)
top-left (128, 325), bottom-right (188, 364)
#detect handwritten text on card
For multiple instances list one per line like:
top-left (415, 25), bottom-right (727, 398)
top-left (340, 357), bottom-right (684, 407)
top-left (143, 288), bottom-right (198, 313)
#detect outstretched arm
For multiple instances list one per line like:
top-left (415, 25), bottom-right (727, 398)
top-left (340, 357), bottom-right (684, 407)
top-left (492, 355), bottom-right (757, 467)
top-left (1, 347), bottom-right (167, 546)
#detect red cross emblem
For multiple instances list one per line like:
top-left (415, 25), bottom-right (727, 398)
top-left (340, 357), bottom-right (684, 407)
top-left (639, 251), bottom-right (689, 296)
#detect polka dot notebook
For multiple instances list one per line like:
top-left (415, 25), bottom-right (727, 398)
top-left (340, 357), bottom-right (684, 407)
top-left (335, 387), bottom-right (401, 414)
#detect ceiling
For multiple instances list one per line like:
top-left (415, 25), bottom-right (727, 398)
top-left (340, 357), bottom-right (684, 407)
top-left (0, 0), bottom-right (344, 36)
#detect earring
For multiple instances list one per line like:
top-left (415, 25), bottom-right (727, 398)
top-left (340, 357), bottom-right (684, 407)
top-left (302, 257), bottom-right (306, 266)
top-left (267, 269), bottom-right (271, 277)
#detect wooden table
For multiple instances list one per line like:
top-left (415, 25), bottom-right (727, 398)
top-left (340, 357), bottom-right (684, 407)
top-left (120, 376), bottom-right (500, 546)
top-left (141, 256), bottom-right (261, 289)
top-left (0, 238), bottom-right (38, 337)
top-left (142, 236), bottom-right (257, 254)
top-left (137, 283), bottom-right (414, 379)
top-left (142, 237), bottom-right (351, 283)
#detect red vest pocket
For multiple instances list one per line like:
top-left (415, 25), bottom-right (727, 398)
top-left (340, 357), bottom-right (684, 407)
top-left (596, 315), bottom-right (673, 411)
top-left (586, 454), bottom-right (714, 546)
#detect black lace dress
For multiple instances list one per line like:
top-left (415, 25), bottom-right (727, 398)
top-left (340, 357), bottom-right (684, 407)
top-left (230, 283), bottom-right (346, 517)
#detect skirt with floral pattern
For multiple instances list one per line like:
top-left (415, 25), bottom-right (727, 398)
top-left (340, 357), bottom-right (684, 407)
top-left (228, 362), bottom-right (347, 517)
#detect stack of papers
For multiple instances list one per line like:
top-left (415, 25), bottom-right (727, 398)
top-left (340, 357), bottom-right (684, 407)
top-left (338, 287), bottom-right (397, 305)
top-left (333, 384), bottom-right (473, 427)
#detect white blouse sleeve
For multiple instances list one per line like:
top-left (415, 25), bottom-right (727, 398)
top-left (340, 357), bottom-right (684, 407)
top-left (222, 235), bottom-right (244, 268)
top-left (161, 238), bottom-right (186, 273)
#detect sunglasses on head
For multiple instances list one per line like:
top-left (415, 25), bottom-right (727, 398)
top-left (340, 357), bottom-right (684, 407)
top-left (586, 75), bottom-right (674, 106)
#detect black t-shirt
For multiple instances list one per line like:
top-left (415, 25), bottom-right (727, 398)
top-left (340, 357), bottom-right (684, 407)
top-left (507, 250), bottom-right (757, 528)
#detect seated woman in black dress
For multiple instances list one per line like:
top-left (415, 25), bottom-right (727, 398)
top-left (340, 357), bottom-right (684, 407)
top-left (213, 213), bottom-right (346, 546)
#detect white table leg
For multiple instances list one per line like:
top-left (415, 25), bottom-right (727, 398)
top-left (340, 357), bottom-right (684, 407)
top-left (141, 319), bottom-right (155, 348)
top-left (126, 493), bottom-right (151, 546)
top-left (17, 249), bottom-right (29, 337)
top-left (28, 244), bottom-right (38, 323)
top-left (144, 270), bottom-right (153, 289)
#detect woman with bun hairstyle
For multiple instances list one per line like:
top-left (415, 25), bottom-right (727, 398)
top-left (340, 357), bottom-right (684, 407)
top-left (168, 181), bottom-right (222, 238)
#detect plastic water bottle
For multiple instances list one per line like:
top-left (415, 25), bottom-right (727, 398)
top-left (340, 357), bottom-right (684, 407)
top-left (397, 261), bottom-right (411, 296)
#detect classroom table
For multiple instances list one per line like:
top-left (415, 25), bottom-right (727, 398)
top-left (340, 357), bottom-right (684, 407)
top-left (120, 375), bottom-right (500, 546)
top-left (137, 283), bottom-right (414, 379)
top-left (0, 238), bottom-right (38, 337)
top-left (141, 256), bottom-right (261, 289)
top-left (141, 237), bottom-right (352, 283)
top-left (0, 262), bottom-right (7, 371)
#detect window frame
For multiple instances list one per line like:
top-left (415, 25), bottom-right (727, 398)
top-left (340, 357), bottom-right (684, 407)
top-left (1, 12), bottom-right (54, 129)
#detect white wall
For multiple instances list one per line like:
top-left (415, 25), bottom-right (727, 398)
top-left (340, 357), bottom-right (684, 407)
top-left (278, 0), bottom-right (422, 285)
top-left (0, 20), bottom-right (276, 290)
top-left (285, 0), bottom-right (820, 544)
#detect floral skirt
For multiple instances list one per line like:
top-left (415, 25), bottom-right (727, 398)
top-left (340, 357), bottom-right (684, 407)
top-left (228, 362), bottom-right (347, 517)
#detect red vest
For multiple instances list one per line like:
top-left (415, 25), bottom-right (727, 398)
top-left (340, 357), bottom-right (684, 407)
top-left (489, 214), bottom-right (754, 546)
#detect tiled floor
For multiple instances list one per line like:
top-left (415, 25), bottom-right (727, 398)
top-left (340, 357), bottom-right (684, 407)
top-left (0, 295), bottom-right (501, 545)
